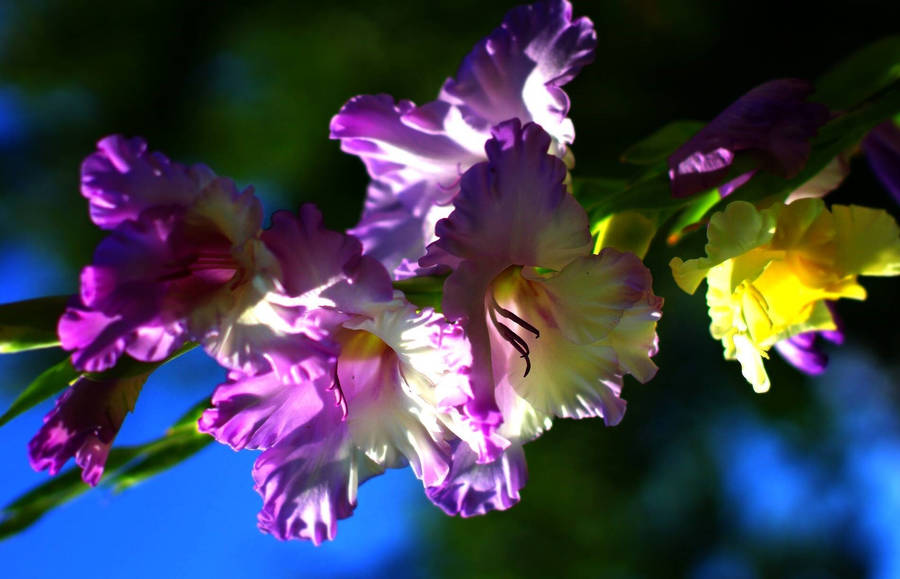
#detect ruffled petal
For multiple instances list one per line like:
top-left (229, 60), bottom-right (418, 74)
top-left (675, 198), bottom-right (897, 392)
top-left (668, 79), bottom-right (829, 198)
top-left (348, 199), bottom-right (434, 279)
top-left (421, 120), bottom-right (590, 271)
top-left (179, 178), bottom-right (263, 248)
top-left (670, 201), bottom-right (779, 294)
top-left (341, 303), bottom-right (472, 410)
top-left (504, 329), bottom-right (628, 424)
top-left (330, 96), bottom-right (486, 275)
top-left (61, 212), bottom-right (188, 371)
top-left (425, 441), bottom-right (527, 517)
top-left (58, 301), bottom-right (183, 373)
top-left (199, 336), bottom-right (336, 451)
top-left (125, 323), bottom-right (185, 362)
top-left (81, 135), bottom-right (214, 229)
top-left (157, 184), bottom-right (279, 373)
top-left (331, 3), bottom-right (594, 277)
top-left (831, 204), bottom-right (900, 277)
top-left (262, 204), bottom-right (394, 317)
top-left (330, 95), bottom-right (483, 206)
top-left (28, 375), bottom-right (146, 486)
top-left (863, 120), bottom-right (900, 205)
top-left (58, 306), bottom-right (128, 373)
top-left (439, 0), bottom-right (596, 145)
top-left (63, 182), bottom-right (272, 372)
top-left (253, 417), bottom-right (383, 545)
top-left (705, 259), bottom-right (845, 392)
top-left (469, 250), bottom-right (662, 427)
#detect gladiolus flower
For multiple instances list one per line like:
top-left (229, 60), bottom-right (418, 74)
top-left (671, 199), bottom-right (900, 391)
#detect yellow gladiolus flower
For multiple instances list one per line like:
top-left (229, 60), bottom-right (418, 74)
top-left (670, 199), bottom-right (900, 392)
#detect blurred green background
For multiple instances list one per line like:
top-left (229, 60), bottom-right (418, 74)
top-left (1, 0), bottom-right (899, 577)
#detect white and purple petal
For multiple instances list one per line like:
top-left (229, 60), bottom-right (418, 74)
top-left (199, 335), bottom-right (337, 451)
top-left (261, 204), bottom-right (395, 320)
top-left (253, 415), bottom-right (383, 545)
top-left (330, 96), bottom-right (484, 207)
top-left (439, 0), bottom-right (596, 144)
top-left (331, 2), bottom-right (594, 277)
top-left (426, 441), bottom-right (527, 517)
top-left (421, 120), bottom-right (591, 272)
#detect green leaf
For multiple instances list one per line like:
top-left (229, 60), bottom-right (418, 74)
top-left (169, 396), bottom-right (214, 430)
top-left (619, 121), bottom-right (706, 165)
top-left (581, 174), bottom-right (695, 227)
top-left (111, 396), bottom-right (213, 493)
top-left (0, 295), bottom-right (70, 353)
top-left (814, 36), bottom-right (900, 110)
top-left (572, 177), bottom-right (629, 211)
top-left (0, 357), bottom-right (79, 427)
top-left (666, 189), bottom-right (722, 244)
top-left (393, 275), bottom-right (447, 312)
top-left (0, 445), bottom-right (144, 540)
top-left (110, 429), bottom-right (212, 492)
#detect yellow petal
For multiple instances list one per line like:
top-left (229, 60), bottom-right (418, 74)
top-left (832, 205), bottom-right (900, 277)
top-left (670, 201), bottom-right (778, 295)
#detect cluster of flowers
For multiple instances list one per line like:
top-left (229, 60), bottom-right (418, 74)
top-left (28, 1), bottom-right (662, 544)
top-left (23, 0), bottom-right (900, 545)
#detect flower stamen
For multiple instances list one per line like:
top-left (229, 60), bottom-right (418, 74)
top-left (329, 370), bottom-right (349, 421)
top-left (488, 295), bottom-right (539, 378)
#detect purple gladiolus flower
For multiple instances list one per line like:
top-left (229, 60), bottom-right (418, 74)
top-left (863, 120), bottom-right (900, 205)
top-left (420, 121), bottom-right (662, 513)
top-left (59, 136), bottom-right (299, 374)
top-left (330, 0), bottom-right (596, 278)
top-left (199, 207), bottom-right (483, 543)
top-left (248, 305), bottom-right (478, 544)
top-left (29, 374), bottom-right (145, 485)
top-left (668, 79), bottom-right (830, 198)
